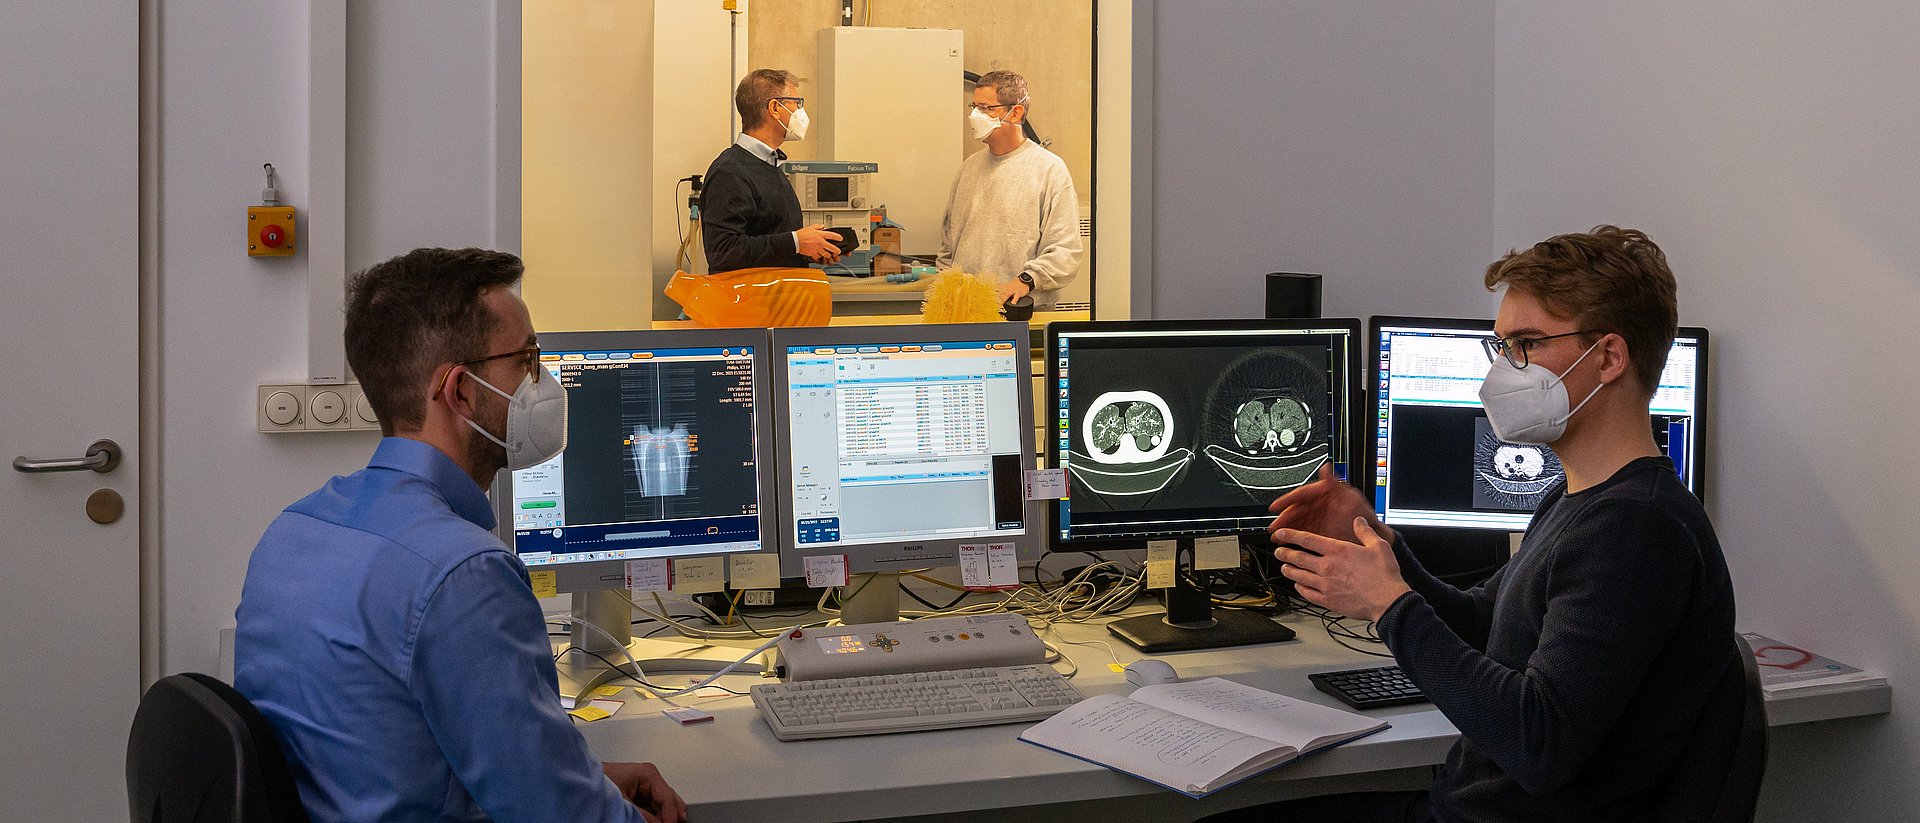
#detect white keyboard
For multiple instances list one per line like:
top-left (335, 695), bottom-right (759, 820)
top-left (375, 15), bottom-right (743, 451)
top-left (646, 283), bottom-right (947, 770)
top-left (752, 664), bottom-right (1085, 741)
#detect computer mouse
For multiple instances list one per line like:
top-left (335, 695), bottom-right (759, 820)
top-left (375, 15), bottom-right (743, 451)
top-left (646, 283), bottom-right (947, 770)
top-left (1123, 659), bottom-right (1179, 687)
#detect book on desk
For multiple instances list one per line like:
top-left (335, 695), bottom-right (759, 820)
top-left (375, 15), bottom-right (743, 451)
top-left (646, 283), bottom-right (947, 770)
top-left (1018, 677), bottom-right (1388, 798)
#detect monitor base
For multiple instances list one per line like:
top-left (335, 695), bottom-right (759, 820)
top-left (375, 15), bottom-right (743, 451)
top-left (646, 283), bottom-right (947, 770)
top-left (1107, 609), bottom-right (1297, 653)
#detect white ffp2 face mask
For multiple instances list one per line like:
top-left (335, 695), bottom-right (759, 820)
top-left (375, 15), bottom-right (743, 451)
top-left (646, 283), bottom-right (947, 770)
top-left (463, 369), bottom-right (569, 471)
top-left (968, 108), bottom-right (1003, 141)
top-left (1477, 339), bottom-right (1605, 445)
top-left (779, 103), bottom-right (809, 141)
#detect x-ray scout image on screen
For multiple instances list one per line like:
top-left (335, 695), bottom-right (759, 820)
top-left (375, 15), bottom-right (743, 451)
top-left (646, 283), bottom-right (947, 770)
top-left (1050, 321), bottom-right (1363, 546)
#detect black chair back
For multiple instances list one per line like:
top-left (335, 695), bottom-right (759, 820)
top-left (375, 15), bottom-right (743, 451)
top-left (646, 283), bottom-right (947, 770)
top-left (125, 672), bottom-right (309, 823)
top-left (1653, 634), bottom-right (1768, 823)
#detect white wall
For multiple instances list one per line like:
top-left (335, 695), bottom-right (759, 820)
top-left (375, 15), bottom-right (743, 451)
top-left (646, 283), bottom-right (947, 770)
top-left (1494, 4), bottom-right (1920, 819)
top-left (1136, 0), bottom-right (1495, 321)
top-left (156, 1), bottom-right (513, 676)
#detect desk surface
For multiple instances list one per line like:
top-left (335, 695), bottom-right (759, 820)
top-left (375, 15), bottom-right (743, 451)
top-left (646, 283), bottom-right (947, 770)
top-left (576, 610), bottom-right (1889, 823)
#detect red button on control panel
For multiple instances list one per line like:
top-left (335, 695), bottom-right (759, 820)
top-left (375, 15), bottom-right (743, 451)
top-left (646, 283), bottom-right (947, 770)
top-left (260, 225), bottom-right (285, 247)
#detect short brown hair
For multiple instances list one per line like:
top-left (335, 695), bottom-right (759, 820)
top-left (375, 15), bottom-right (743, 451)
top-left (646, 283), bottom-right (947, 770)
top-left (1484, 225), bottom-right (1678, 398)
top-left (975, 70), bottom-right (1030, 109)
top-left (735, 68), bottom-right (797, 131)
top-left (345, 248), bottom-right (524, 434)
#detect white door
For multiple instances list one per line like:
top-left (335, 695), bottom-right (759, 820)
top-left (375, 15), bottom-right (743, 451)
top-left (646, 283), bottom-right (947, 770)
top-left (0, 0), bottom-right (140, 819)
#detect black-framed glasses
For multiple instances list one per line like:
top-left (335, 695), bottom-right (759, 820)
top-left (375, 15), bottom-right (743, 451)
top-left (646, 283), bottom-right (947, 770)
top-left (458, 345), bottom-right (544, 383)
top-left (771, 96), bottom-right (805, 110)
top-left (1482, 330), bottom-right (1602, 369)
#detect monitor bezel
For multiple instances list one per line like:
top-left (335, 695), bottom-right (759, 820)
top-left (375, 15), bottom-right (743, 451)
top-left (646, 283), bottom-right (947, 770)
top-left (490, 327), bottom-right (778, 594)
top-left (1367, 315), bottom-right (1710, 528)
top-left (769, 321), bottom-right (1041, 577)
top-left (1045, 317), bottom-right (1369, 550)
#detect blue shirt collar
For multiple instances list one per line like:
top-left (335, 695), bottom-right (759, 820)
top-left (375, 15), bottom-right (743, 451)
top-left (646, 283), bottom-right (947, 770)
top-left (735, 133), bottom-right (783, 166)
top-left (366, 437), bottom-right (497, 531)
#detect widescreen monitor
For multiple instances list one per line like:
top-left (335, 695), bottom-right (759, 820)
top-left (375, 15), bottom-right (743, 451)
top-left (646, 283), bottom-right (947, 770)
top-left (770, 323), bottom-right (1039, 580)
top-left (1048, 319), bottom-right (1367, 548)
top-left (1371, 316), bottom-right (1708, 532)
top-left (492, 328), bottom-right (776, 592)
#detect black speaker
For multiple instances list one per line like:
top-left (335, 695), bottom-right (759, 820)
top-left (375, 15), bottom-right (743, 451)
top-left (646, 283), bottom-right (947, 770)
top-left (1264, 272), bottom-right (1323, 319)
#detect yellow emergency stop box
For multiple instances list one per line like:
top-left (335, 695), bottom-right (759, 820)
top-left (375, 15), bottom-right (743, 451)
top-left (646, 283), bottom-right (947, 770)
top-left (248, 206), bottom-right (297, 256)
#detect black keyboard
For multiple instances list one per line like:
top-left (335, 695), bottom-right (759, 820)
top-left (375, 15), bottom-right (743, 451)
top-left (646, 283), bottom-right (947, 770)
top-left (1309, 664), bottom-right (1428, 709)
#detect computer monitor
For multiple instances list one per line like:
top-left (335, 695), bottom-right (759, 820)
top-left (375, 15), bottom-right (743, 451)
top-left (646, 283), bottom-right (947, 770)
top-left (769, 323), bottom-right (1039, 623)
top-left (491, 328), bottom-right (775, 691)
top-left (1048, 319), bottom-right (1367, 651)
top-left (1370, 316), bottom-right (1708, 536)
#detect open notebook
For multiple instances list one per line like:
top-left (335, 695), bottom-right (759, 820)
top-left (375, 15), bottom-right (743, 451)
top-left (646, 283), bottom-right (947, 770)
top-left (1019, 677), bottom-right (1389, 797)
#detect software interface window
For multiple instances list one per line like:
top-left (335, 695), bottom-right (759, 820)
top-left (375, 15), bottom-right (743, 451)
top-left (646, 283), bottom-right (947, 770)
top-left (785, 340), bottom-right (1028, 549)
top-left (1054, 326), bottom-right (1359, 543)
top-left (512, 345), bottom-right (762, 565)
top-left (1374, 322), bottom-right (1704, 530)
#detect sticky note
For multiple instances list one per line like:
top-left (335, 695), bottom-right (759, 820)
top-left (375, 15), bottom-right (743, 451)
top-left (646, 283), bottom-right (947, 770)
top-left (529, 570), bottom-right (557, 599)
top-left (1146, 540), bottom-right (1178, 566)
top-left (959, 543), bottom-right (1019, 588)
top-left (1108, 663), bottom-right (1127, 673)
top-left (1024, 467), bottom-right (1068, 500)
top-left (804, 554), bottom-right (849, 588)
top-left (591, 685), bottom-right (626, 698)
top-left (729, 554), bottom-right (782, 590)
top-left (1194, 535), bottom-right (1242, 571)
top-left (1145, 559), bottom-right (1177, 589)
top-left (670, 557), bottom-right (727, 594)
top-left (568, 705), bottom-right (611, 722)
top-left (625, 558), bottom-right (670, 592)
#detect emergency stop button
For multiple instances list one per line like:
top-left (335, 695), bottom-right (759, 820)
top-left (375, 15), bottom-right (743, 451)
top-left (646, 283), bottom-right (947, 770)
top-left (248, 206), bottom-right (297, 256)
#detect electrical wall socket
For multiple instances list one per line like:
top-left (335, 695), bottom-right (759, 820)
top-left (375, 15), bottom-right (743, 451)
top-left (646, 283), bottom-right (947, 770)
top-left (258, 382), bottom-right (381, 433)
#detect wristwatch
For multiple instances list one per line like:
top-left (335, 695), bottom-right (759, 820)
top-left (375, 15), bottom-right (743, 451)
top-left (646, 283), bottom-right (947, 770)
top-left (1017, 272), bottom-right (1036, 289)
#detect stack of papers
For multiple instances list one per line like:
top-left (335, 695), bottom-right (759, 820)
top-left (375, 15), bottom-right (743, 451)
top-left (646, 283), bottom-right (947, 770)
top-left (1742, 632), bottom-right (1885, 699)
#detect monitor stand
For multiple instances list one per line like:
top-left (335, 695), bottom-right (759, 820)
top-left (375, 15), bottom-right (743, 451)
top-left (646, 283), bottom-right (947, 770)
top-left (551, 588), bottom-right (770, 703)
top-left (1107, 537), bottom-right (1296, 653)
top-left (837, 572), bottom-right (903, 625)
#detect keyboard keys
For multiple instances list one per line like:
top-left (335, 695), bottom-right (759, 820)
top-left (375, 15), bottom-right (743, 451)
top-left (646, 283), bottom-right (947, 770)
top-left (753, 664), bottom-right (1085, 741)
top-left (1308, 665), bottom-right (1428, 709)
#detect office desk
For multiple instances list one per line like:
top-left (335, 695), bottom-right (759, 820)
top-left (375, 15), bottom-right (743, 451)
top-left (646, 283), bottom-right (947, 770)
top-left (576, 610), bottom-right (1891, 823)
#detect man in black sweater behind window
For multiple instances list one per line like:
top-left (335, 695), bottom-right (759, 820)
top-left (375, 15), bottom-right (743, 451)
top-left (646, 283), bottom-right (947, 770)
top-left (699, 69), bottom-right (843, 273)
top-left (1207, 226), bottom-right (1737, 823)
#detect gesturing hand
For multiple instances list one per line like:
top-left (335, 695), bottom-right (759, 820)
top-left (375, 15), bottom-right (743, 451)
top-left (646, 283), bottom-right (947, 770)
top-left (1267, 464), bottom-right (1393, 545)
top-left (1273, 517), bottom-right (1411, 623)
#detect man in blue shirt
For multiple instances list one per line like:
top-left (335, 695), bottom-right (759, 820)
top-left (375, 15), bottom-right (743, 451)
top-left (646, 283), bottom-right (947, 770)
top-left (235, 248), bottom-right (685, 822)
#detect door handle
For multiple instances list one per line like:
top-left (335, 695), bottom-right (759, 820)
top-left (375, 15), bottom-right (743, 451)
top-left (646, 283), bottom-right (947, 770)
top-left (12, 439), bottom-right (122, 474)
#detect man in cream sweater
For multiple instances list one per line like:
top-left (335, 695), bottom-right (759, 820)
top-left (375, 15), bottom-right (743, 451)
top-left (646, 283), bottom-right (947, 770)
top-left (937, 70), bottom-right (1082, 309)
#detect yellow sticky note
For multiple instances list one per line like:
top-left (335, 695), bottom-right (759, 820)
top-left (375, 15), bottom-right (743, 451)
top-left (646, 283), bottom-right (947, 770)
top-left (568, 705), bottom-right (611, 722)
top-left (591, 685), bottom-right (625, 698)
top-left (530, 570), bottom-right (557, 599)
top-left (1108, 663), bottom-right (1127, 673)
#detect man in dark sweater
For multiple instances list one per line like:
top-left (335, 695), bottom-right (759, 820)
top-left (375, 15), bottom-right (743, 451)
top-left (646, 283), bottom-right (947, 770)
top-left (700, 68), bottom-right (843, 272)
top-left (1210, 227), bottom-right (1737, 823)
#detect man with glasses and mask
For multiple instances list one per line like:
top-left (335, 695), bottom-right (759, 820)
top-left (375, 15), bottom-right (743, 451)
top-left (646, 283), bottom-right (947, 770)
top-left (936, 69), bottom-right (1082, 309)
top-left (1201, 227), bottom-right (1737, 823)
top-left (235, 248), bottom-right (686, 823)
top-left (700, 68), bottom-right (845, 272)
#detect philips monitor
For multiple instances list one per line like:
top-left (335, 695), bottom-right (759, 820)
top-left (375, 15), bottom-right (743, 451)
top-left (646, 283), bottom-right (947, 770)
top-left (490, 328), bottom-right (775, 692)
top-left (1047, 319), bottom-right (1366, 651)
top-left (770, 323), bottom-right (1038, 622)
top-left (1370, 316), bottom-right (1708, 534)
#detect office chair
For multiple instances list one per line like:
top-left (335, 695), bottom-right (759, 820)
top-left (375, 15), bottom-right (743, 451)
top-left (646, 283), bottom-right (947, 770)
top-left (126, 672), bottom-right (309, 823)
top-left (1653, 634), bottom-right (1768, 823)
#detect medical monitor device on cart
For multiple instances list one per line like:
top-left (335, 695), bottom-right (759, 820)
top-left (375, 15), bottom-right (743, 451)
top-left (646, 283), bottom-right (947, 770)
top-left (1047, 318), bottom-right (1367, 652)
top-left (491, 327), bottom-right (775, 695)
top-left (769, 322), bottom-right (1039, 624)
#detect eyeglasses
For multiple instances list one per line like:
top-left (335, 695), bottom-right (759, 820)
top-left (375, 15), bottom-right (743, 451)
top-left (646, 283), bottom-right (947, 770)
top-left (967, 102), bottom-right (1014, 115)
top-left (458, 345), bottom-right (544, 383)
top-left (1481, 330), bottom-right (1602, 369)
top-left (771, 96), bottom-right (805, 110)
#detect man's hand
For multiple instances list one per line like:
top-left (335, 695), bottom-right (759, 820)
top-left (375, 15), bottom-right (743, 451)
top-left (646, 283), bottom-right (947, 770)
top-left (1274, 517), bottom-right (1412, 622)
top-left (794, 225), bottom-right (844, 264)
top-left (1267, 464), bottom-right (1393, 545)
top-left (996, 276), bottom-right (1033, 304)
top-left (603, 762), bottom-right (687, 823)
